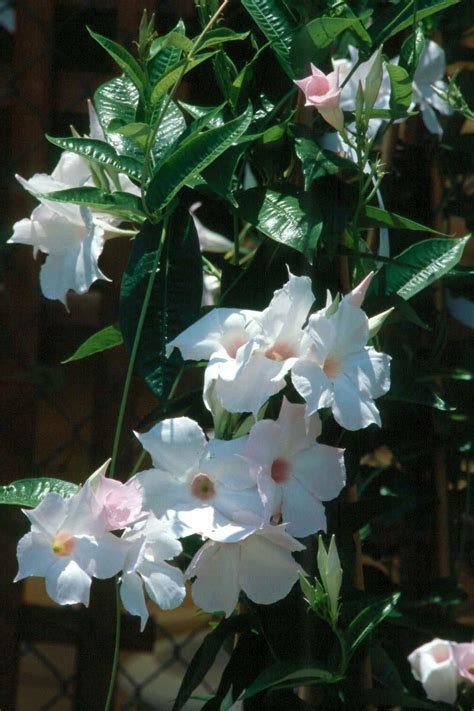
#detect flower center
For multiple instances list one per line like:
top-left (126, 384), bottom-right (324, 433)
top-left (271, 458), bottom-right (291, 484)
top-left (222, 331), bottom-right (247, 359)
top-left (51, 532), bottom-right (75, 557)
top-left (265, 342), bottom-right (296, 362)
top-left (309, 75), bottom-right (330, 96)
top-left (190, 473), bottom-right (216, 501)
top-left (323, 355), bottom-right (341, 379)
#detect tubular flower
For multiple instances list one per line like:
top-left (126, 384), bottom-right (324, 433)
top-left (294, 65), bottom-right (344, 131)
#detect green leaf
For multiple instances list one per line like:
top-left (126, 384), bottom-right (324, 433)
top-left (150, 53), bottom-right (217, 105)
top-left (361, 206), bottom-right (444, 234)
top-left (147, 106), bottom-right (252, 214)
top-left (386, 63), bottom-right (413, 111)
top-left (197, 28), bottom-right (250, 50)
top-left (62, 325), bottom-right (123, 364)
top-left (399, 26), bottom-right (426, 78)
top-left (111, 122), bottom-right (150, 151)
top-left (346, 594), bottom-right (400, 654)
top-left (295, 138), bottom-right (357, 189)
top-left (387, 363), bottom-right (453, 411)
top-left (303, 16), bottom-right (363, 49)
top-left (35, 187), bottom-right (144, 221)
top-left (0, 478), bottom-right (79, 507)
top-left (159, 31), bottom-right (194, 53)
top-left (46, 136), bottom-right (143, 181)
top-left (369, 0), bottom-right (460, 45)
top-left (172, 615), bottom-right (252, 711)
top-left (236, 187), bottom-right (322, 264)
top-left (370, 236), bottom-right (470, 300)
top-left (241, 0), bottom-right (296, 78)
top-left (87, 28), bottom-right (145, 93)
top-left (148, 20), bottom-right (186, 86)
top-left (119, 210), bottom-right (203, 400)
top-left (242, 662), bottom-right (341, 699)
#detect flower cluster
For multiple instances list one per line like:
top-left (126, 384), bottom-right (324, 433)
top-left (16, 271), bottom-right (390, 623)
top-left (409, 638), bottom-right (474, 704)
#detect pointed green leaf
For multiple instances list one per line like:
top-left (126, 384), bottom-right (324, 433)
top-left (146, 106), bottom-right (252, 213)
top-left (87, 28), bottom-right (145, 93)
top-left (362, 206), bottom-right (444, 234)
top-left (150, 53), bottom-right (217, 105)
top-left (0, 478), bottom-right (79, 507)
top-left (46, 136), bottom-right (143, 181)
top-left (369, 0), bottom-right (460, 45)
top-left (370, 236), bottom-right (470, 300)
top-left (242, 662), bottom-right (341, 700)
top-left (295, 138), bottom-right (357, 189)
top-left (346, 594), bottom-right (400, 653)
top-left (62, 325), bottom-right (123, 364)
top-left (196, 28), bottom-right (250, 50)
top-left (399, 26), bottom-right (426, 78)
top-left (304, 17), bottom-right (362, 49)
top-left (119, 210), bottom-right (202, 400)
top-left (236, 187), bottom-right (322, 264)
top-left (241, 0), bottom-right (296, 78)
top-left (386, 63), bottom-right (413, 111)
top-left (35, 187), bottom-right (144, 221)
top-left (173, 615), bottom-right (252, 711)
top-left (148, 20), bottom-right (186, 85)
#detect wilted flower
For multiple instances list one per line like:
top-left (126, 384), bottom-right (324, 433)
top-left (294, 65), bottom-right (344, 131)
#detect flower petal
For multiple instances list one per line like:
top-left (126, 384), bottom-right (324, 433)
top-left (281, 477), bottom-right (327, 537)
top-left (23, 492), bottom-right (69, 536)
top-left (120, 571), bottom-right (149, 631)
top-left (141, 560), bottom-right (186, 610)
top-left (15, 532), bottom-right (57, 581)
top-left (136, 417), bottom-right (206, 475)
top-left (344, 348), bottom-right (391, 400)
top-left (292, 444), bottom-right (346, 502)
top-left (239, 534), bottom-right (301, 605)
top-left (291, 358), bottom-right (333, 416)
top-left (45, 558), bottom-right (92, 606)
top-left (188, 541), bottom-right (240, 616)
top-left (73, 534), bottom-right (128, 579)
top-left (332, 376), bottom-right (381, 430)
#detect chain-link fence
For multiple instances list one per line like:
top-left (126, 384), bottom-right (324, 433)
top-left (0, 2), bottom-right (221, 708)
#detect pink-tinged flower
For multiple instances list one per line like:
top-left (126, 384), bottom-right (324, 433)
top-left (294, 65), bottom-right (344, 131)
top-left (15, 479), bottom-right (128, 606)
top-left (94, 477), bottom-right (144, 531)
top-left (408, 639), bottom-right (460, 704)
top-left (452, 643), bottom-right (474, 686)
top-left (134, 417), bottom-right (263, 536)
top-left (120, 514), bottom-right (186, 631)
top-left (186, 519), bottom-right (305, 616)
top-left (243, 398), bottom-right (345, 537)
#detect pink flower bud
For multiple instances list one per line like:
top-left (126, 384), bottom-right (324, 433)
top-left (95, 478), bottom-right (144, 530)
top-left (294, 65), bottom-right (344, 131)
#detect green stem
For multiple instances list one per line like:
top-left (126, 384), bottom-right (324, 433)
top-left (104, 580), bottom-right (122, 711)
top-left (109, 215), bottom-right (169, 479)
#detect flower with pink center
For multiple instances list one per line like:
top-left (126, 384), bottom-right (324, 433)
top-left (292, 275), bottom-right (391, 430)
top-left (169, 272), bottom-right (315, 417)
top-left (243, 398), bottom-right (345, 537)
top-left (294, 65), bottom-right (344, 131)
top-left (186, 515), bottom-right (305, 616)
top-left (94, 476), bottom-right (144, 530)
top-left (15, 463), bottom-right (129, 606)
top-left (408, 638), bottom-right (461, 704)
top-left (134, 417), bottom-right (263, 537)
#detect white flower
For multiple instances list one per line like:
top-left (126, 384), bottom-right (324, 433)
top-left (135, 417), bottom-right (263, 536)
top-left (120, 513), bottom-right (186, 631)
top-left (291, 276), bottom-right (391, 430)
top-left (15, 470), bottom-right (128, 606)
top-left (169, 272), bottom-right (315, 417)
top-left (243, 398), bottom-right (346, 537)
top-left (186, 520), bottom-right (305, 616)
top-left (8, 102), bottom-right (140, 306)
top-left (410, 40), bottom-right (452, 136)
top-left (408, 638), bottom-right (460, 704)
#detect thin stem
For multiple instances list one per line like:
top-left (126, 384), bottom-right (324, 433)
top-left (109, 216), bottom-right (169, 478)
top-left (104, 580), bottom-right (122, 711)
